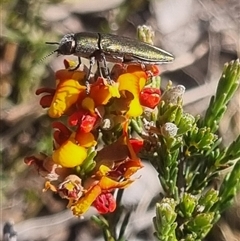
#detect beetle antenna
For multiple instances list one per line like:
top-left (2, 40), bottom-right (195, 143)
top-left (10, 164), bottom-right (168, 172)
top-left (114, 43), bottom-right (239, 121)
top-left (39, 42), bottom-right (60, 63)
top-left (45, 41), bottom-right (59, 45)
top-left (39, 49), bottom-right (58, 62)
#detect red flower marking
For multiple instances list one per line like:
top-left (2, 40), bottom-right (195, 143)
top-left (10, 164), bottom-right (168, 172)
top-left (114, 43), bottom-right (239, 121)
top-left (93, 192), bottom-right (116, 214)
top-left (140, 87), bottom-right (161, 109)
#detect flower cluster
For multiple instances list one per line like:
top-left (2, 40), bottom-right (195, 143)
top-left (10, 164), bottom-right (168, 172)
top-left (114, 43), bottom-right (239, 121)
top-left (24, 59), bottom-right (161, 216)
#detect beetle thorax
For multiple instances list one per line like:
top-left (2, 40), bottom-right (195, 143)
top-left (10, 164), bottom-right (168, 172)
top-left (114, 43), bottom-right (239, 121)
top-left (57, 33), bottom-right (76, 55)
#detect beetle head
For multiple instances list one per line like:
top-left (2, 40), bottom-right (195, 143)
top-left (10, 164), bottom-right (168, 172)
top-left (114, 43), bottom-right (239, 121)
top-left (40, 34), bottom-right (76, 63)
top-left (57, 33), bottom-right (76, 55)
top-left (45, 33), bottom-right (76, 56)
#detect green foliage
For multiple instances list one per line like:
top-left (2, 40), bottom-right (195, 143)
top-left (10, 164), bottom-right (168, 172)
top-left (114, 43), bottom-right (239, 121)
top-left (199, 60), bottom-right (240, 132)
top-left (153, 199), bottom-right (177, 241)
top-left (147, 59), bottom-right (240, 240)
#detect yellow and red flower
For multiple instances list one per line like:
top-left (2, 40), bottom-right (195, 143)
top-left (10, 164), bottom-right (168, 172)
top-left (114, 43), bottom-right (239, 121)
top-left (52, 121), bottom-right (96, 168)
top-left (36, 69), bottom-right (86, 118)
top-left (26, 59), bottom-right (160, 217)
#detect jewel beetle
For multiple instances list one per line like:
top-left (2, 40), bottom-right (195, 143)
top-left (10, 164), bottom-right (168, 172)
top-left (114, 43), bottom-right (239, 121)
top-left (45, 32), bottom-right (174, 71)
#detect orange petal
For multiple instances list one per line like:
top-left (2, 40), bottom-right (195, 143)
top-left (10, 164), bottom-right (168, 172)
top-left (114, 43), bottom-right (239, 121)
top-left (97, 165), bottom-right (111, 176)
top-left (75, 131), bottom-right (97, 148)
top-left (90, 78), bottom-right (120, 106)
top-left (122, 159), bottom-right (143, 178)
top-left (99, 176), bottom-right (133, 189)
top-left (63, 59), bottom-right (80, 70)
top-left (81, 97), bottom-right (95, 114)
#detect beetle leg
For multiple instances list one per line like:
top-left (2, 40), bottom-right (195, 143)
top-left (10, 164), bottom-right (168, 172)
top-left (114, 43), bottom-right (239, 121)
top-left (100, 52), bottom-right (113, 84)
top-left (87, 56), bottom-right (95, 79)
top-left (90, 50), bottom-right (113, 83)
top-left (93, 51), bottom-right (107, 79)
top-left (96, 60), bottom-right (102, 77)
top-left (85, 56), bottom-right (96, 93)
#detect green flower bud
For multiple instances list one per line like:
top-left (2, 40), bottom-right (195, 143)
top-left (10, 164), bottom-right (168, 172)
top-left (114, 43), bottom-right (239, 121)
top-left (78, 148), bottom-right (97, 175)
top-left (186, 213), bottom-right (214, 238)
top-left (178, 193), bottom-right (197, 218)
top-left (154, 199), bottom-right (177, 240)
top-left (137, 25), bottom-right (155, 45)
top-left (198, 189), bottom-right (219, 212)
top-left (156, 198), bottom-right (177, 224)
top-left (177, 113), bottom-right (196, 134)
top-left (197, 132), bottom-right (216, 149)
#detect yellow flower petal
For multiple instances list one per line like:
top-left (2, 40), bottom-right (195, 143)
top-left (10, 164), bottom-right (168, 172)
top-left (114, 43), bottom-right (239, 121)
top-left (71, 175), bottom-right (133, 216)
top-left (97, 165), bottom-right (111, 176)
top-left (117, 73), bottom-right (145, 117)
top-left (52, 138), bottom-right (87, 168)
top-left (127, 97), bottom-right (143, 117)
top-left (71, 185), bottom-right (102, 216)
top-left (108, 82), bottom-right (120, 98)
top-left (49, 79), bottom-right (85, 118)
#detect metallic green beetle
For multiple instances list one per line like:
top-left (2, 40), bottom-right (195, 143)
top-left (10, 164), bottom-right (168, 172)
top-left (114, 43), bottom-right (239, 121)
top-left (46, 32), bottom-right (174, 69)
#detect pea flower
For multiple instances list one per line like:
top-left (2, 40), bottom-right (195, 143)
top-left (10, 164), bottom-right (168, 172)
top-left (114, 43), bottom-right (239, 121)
top-left (52, 121), bottom-right (96, 168)
top-left (36, 69), bottom-right (86, 118)
top-left (25, 59), bottom-right (155, 217)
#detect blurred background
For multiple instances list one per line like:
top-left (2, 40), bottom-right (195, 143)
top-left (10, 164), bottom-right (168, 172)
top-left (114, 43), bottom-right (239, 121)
top-left (1, 0), bottom-right (240, 240)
